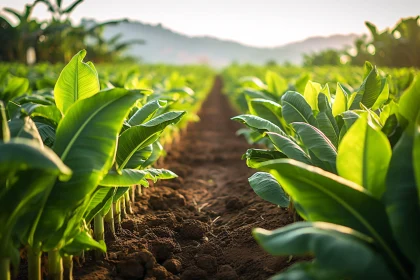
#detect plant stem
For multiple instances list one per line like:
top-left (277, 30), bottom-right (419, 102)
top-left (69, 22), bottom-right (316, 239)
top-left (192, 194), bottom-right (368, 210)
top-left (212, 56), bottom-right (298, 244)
top-left (131, 186), bottom-right (136, 203)
top-left (114, 200), bottom-right (121, 225)
top-left (62, 255), bottom-right (73, 280)
top-left (125, 191), bottom-right (133, 214)
top-left (27, 247), bottom-right (42, 280)
top-left (93, 214), bottom-right (105, 260)
top-left (0, 258), bottom-right (10, 280)
top-left (48, 249), bottom-right (63, 280)
top-left (136, 185), bottom-right (142, 197)
top-left (104, 206), bottom-right (116, 238)
top-left (121, 196), bottom-right (127, 219)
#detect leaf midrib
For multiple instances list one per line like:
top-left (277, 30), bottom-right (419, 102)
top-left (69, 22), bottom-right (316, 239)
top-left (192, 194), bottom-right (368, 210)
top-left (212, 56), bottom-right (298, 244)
top-left (59, 97), bottom-right (118, 161)
top-left (283, 100), bottom-right (310, 124)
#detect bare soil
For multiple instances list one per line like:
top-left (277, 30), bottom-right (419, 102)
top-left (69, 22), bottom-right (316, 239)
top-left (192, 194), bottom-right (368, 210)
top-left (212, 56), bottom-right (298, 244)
top-left (72, 78), bottom-right (296, 280)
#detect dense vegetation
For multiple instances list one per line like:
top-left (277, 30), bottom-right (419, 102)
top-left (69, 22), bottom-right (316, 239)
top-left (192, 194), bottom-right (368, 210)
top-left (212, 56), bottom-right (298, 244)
top-left (0, 0), bottom-right (142, 64)
top-left (0, 50), bottom-right (213, 280)
top-left (223, 62), bottom-right (420, 279)
top-left (304, 16), bottom-right (420, 67)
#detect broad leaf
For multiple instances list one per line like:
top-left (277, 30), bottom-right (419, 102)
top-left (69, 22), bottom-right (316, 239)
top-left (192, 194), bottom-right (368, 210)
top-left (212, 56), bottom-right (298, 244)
top-left (248, 172), bottom-right (289, 207)
top-left (254, 222), bottom-right (395, 280)
top-left (292, 122), bottom-right (337, 173)
top-left (247, 98), bottom-right (285, 129)
top-left (332, 83), bottom-right (350, 117)
top-left (255, 159), bottom-right (409, 279)
top-left (265, 71), bottom-right (288, 96)
top-left (84, 187), bottom-right (116, 223)
top-left (54, 50), bottom-right (100, 114)
top-left (60, 229), bottom-right (106, 255)
top-left (316, 94), bottom-right (339, 147)
top-left (384, 123), bottom-right (420, 265)
top-left (116, 111), bottom-right (185, 169)
top-left (265, 132), bottom-right (312, 164)
top-left (243, 148), bottom-right (286, 168)
top-left (281, 91), bottom-right (318, 127)
top-left (128, 99), bottom-right (167, 126)
top-left (399, 73), bottom-right (420, 123)
top-left (231, 114), bottom-right (285, 136)
top-left (337, 115), bottom-right (391, 199)
top-left (34, 88), bottom-right (141, 251)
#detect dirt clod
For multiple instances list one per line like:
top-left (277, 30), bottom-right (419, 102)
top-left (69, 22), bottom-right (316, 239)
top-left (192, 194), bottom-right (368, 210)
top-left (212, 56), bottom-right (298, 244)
top-left (163, 259), bottom-right (182, 275)
top-left (181, 266), bottom-right (208, 280)
top-left (180, 220), bottom-right (208, 240)
top-left (196, 254), bottom-right (217, 273)
top-left (138, 249), bottom-right (157, 269)
top-left (148, 265), bottom-right (170, 280)
top-left (216, 265), bottom-right (238, 280)
top-left (116, 259), bottom-right (144, 279)
top-left (149, 238), bottom-right (179, 262)
top-left (225, 196), bottom-right (244, 211)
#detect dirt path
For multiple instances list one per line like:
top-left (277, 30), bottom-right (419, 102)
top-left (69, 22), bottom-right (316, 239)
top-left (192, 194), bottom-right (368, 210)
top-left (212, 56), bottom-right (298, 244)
top-left (75, 78), bottom-right (294, 280)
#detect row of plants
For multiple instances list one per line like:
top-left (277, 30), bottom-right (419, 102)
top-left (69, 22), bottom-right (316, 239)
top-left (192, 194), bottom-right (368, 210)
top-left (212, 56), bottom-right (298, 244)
top-left (0, 50), bottom-right (213, 280)
top-left (225, 62), bottom-right (420, 279)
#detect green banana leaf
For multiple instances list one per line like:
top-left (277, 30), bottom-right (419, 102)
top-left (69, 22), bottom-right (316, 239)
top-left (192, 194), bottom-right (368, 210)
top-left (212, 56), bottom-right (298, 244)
top-left (243, 148), bottom-right (286, 168)
top-left (337, 115), bottom-right (391, 199)
top-left (265, 132), bottom-right (312, 164)
top-left (384, 123), bottom-right (420, 265)
top-left (116, 111), bottom-right (185, 169)
top-left (332, 82), bottom-right (350, 117)
top-left (84, 187), bottom-right (116, 224)
top-left (255, 159), bottom-right (409, 279)
top-left (247, 98), bottom-right (286, 130)
top-left (281, 91), bottom-right (318, 127)
top-left (128, 99), bottom-right (167, 126)
top-left (254, 222), bottom-right (395, 280)
top-left (0, 139), bottom-right (71, 261)
top-left (8, 117), bottom-right (43, 146)
top-left (248, 172), bottom-right (289, 207)
top-left (33, 88), bottom-right (142, 252)
top-left (316, 94), bottom-right (339, 148)
top-left (292, 122), bottom-right (337, 173)
top-left (54, 50), bottom-right (100, 114)
top-left (231, 114), bottom-right (286, 136)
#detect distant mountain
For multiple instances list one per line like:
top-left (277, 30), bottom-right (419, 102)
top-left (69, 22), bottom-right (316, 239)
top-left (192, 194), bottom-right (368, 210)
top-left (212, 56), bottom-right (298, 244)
top-left (83, 19), bottom-right (359, 67)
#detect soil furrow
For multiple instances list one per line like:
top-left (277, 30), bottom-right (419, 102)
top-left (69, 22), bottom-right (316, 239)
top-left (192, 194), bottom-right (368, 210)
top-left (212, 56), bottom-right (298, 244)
top-left (75, 78), bottom-right (294, 280)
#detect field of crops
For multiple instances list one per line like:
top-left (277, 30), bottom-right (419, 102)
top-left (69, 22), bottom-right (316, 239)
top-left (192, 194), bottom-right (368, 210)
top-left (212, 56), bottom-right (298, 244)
top-left (1, 49), bottom-right (420, 280)
top-left (223, 62), bottom-right (420, 279)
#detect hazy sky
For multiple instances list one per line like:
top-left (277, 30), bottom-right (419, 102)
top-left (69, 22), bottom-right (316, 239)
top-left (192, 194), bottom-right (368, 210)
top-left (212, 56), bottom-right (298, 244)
top-left (1, 0), bottom-right (419, 47)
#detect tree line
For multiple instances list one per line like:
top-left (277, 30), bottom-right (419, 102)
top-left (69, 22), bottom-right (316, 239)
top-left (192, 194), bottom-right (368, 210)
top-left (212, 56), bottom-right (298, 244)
top-left (303, 16), bottom-right (420, 68)
top-left (0, 0), bottom-right (143, 64)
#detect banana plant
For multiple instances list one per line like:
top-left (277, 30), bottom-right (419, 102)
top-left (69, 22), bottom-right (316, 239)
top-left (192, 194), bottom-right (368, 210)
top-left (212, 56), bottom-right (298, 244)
top-left (233, 62), bottom-right (395, 175)
top-left (15, 50), bottom-right (145, 280)
top-left (90, 97), bottom-right (185, 248)
top-left (245, 74), bottom-right (420, 279)
top-left (0, 102), bottom-right (71, 280)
